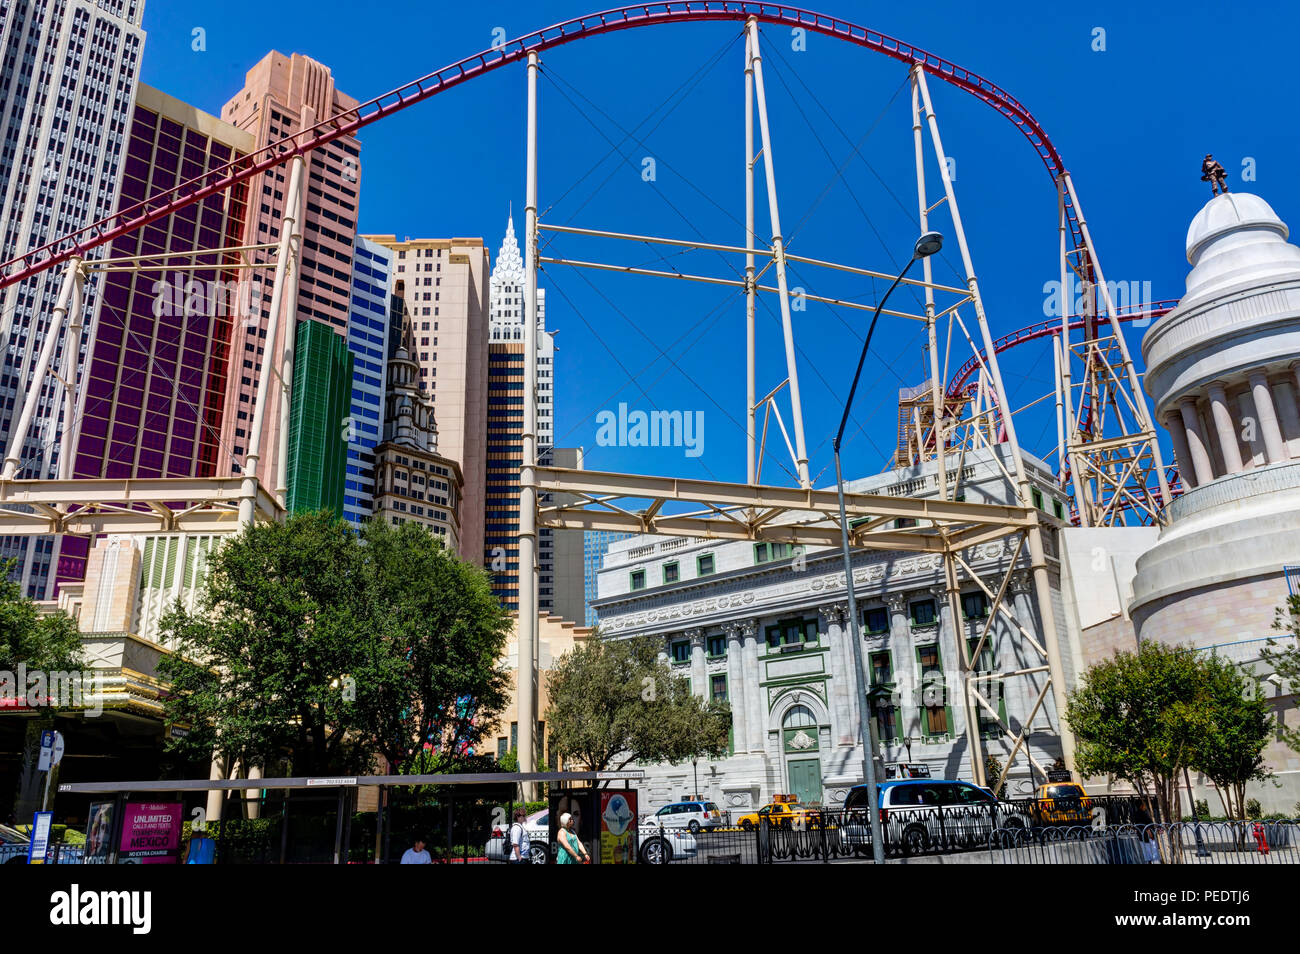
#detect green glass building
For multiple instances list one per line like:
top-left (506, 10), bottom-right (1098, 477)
top-left (286, 319), bottom-right (354, 516)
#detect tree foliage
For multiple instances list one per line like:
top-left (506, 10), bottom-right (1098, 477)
top-left (545, 635), bottom-right (731, 784)
top-left (157, 513), bottom-right (511, 778)
top-left (0, 557), bottom-right (82, 680)
top-left (1067, 640), bottom-right (1272, 823)
top-left (1264, 594), bottom-right (1300, 755)
top-left (1186, 654), bottom-right (1273, 820)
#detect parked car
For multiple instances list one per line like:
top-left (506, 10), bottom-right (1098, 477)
top-left (650, 800), bottom-right (723, 833)
top-left (838, 779), bottom-right (1029, 856)
top-left (1030, 783), bottom-right (1092, 826)
top-left (486, 808), bottom-right (553, 864)
top-left (0, 822), bottom-right (84, 865)
top-left (736, 799), bottom-right (823, 831)
top-left (486, 809), bottom-right (698, 864)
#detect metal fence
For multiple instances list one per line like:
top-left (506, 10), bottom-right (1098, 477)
top-left (760, 794), bottom-right (1157, 862)
top-left (995, 822), bottom-right (1300, 865)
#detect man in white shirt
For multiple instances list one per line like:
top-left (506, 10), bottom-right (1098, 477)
top-left (401, 836), bottom-right (432, 864)
top-left (508, 809), bottom-right (531, 864)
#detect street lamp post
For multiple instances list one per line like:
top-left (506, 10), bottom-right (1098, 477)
top-left (834, 231), bottom-right (943, 866)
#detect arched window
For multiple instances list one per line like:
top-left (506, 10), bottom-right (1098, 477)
top-left (782, 704), bottom-right (816, 729)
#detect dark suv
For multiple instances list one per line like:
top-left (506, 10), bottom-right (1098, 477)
top-left (839, 779), bottom-right (1029, 855)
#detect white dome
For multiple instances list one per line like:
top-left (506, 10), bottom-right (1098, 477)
top-left (1182, 192), bottom-right (1300, 300)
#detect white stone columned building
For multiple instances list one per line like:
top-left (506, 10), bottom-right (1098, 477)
top-left (592, 445), bottom-right (1072, 813)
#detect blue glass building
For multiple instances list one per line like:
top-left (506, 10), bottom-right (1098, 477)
top-left (343, 237), bottom-right (394, 525)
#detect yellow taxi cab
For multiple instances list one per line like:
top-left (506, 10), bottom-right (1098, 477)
top-left (1031, 782), bottom-right (1092, 826)
top-left (736, 794), bottom-right (823, 831)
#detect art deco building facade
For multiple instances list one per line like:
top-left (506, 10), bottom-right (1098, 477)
top-left (372, 346), bottom-right (463, 551)
top-left (365, 235), bottom-right (488, 564)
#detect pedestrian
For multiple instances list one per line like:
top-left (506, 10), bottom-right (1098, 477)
top-left (400, 836), bottom-right (432, 864)
top-left (507, 808), bottom-right (531, 864)
top-left (184, 829), bottom-right (216, 864)
top-left (555, 812), bottom-right (590, 865)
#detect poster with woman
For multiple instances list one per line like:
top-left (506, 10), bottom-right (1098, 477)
top-left (83, 800), bottom-right (115, 865)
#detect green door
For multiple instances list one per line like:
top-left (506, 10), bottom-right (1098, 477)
top-left (787, 758), bottom-right (823, 805)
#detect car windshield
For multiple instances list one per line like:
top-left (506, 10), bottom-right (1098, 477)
top-left (705, 803), bottom-right (720, 813)
top-left (1046, 785), bottom-right (1081, 799)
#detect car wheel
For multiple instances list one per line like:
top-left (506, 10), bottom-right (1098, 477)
top-left (529, 844), bottom-right (549, 864)
top-left (687, 820), bottom-right (700, 834)
top-left (741, 820), bottom-right (754, 832)
top-left (640, 838), bottom-right (673, 864)
top-left (901, 824), bottom-right (929, 856)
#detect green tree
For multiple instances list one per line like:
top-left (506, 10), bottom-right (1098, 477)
top-left (351, 519), bottom-right (511, 773)
top-left (1186, 654), bottom-right (1273, 820)
top-left (545, 636), bottom-right (731, 785)
top-left (157, 513), bottom-right (510, 779)
top-left (0, 557), bottom-right (83, 817)
top-left (0, 557), bottom-right (82, 680)
top-left (1263, 593), bottom-right (1300, 754)
top-left (1065, 641), bottom-right (1205, 825)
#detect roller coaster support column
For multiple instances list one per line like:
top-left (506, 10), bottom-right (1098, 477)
top-left (238, 154), bottom-right (305, 527)
top-left (518, 50), bottom-right (541, 797)
top-left (56, 266), bottom-right (86, 481)
top-left (746, 18), bottom-right (810, 488)
top-left (1061, 172), bottom-right (1172, 511)
top-left (745, 30), bottom-right (757, 485)
top-left (276, 156), bottom-right (308, 505)
top-left (913, 64), bottom-right (1076, 778)
top-left (1057, 182), bottom-right (1090, 522)
top-left (910, 78), bottom-right (945, 498)
top-left (2, 259), bottom-right (82, 480)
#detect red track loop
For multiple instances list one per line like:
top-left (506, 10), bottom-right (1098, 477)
top-left (1, 2), bottom-right (1083, 290)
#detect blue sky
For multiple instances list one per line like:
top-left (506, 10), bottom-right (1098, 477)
top-left (139, 0), bottom-right (1300, 489)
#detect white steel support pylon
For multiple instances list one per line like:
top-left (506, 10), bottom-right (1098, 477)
top-left (1056, 174), bottom-right (1172, 527)
top-left (517, 51), bottom-right (541, 792)
top-left (910, 64), bottom-right (1077, 785)
top-left (745, 18), bottom-right (811, 489)
top-left (240, 154), bottom-right (305, 527)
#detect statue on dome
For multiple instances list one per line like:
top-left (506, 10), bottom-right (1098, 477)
top-left (1201, 154), bottom-right (1229, 196)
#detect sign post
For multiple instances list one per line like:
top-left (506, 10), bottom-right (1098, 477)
top-left (26, 811), bottom-right (53, 865)
top-left (38, 730), bottom-right (64, 812)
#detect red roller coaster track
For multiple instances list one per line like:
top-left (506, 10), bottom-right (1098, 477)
top-left (946, 301), bottom-right (1179, 399)
top-left (0, 2), bottom-right (1087, 291)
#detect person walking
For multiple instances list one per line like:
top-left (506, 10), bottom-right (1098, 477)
top-left (507, 809), bottom-right (531, 864)
top-left (400, 836), bottom-right (432, 864)
top-left (555, 812), bottom-right (590, 865)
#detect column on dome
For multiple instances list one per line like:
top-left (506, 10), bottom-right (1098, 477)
top-left (1165, 413), bottom-right (1197, 487)
top-left (1237, 390), bottom-right (1266, 468)
top-left (1207, 382), bottom-right (1244, 475)
top-left (1178, 398), bottom-right (1215, 486)
top-left (1272, 375), bottom-right (1300, 459)
top-left (1249, 371), bottom-right (1287, 464)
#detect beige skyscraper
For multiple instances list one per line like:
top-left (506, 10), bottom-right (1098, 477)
top-left (364, 236), bottom-right (489, 565)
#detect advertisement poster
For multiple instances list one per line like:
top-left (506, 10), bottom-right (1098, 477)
top-left (83, 800), bottom-right (116, 865)
top-left (548, 789), bottom-right (596, 863)
top-left (118, 802), bottom-right (183, 864)
top-left (599, 790), bottom-right (638, 864)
